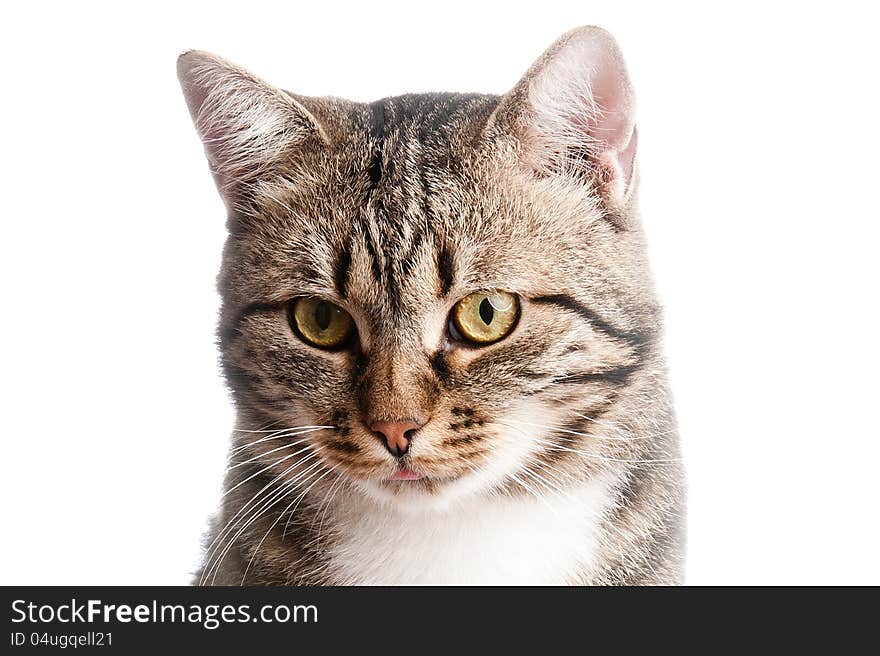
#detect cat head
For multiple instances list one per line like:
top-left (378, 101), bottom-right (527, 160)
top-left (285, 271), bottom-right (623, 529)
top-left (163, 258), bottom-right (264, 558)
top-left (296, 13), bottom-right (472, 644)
top-left (178, 27), bottom-right (660, 512)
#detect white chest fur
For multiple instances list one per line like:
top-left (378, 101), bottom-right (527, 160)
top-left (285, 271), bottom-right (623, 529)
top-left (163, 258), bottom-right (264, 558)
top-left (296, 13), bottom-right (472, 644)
top-left (325, 475), bottom-right (616, 585)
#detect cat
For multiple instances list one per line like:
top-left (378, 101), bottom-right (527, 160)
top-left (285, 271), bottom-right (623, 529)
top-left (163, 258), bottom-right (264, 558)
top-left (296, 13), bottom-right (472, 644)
top-left (178, 25), bottom-right (685, 585)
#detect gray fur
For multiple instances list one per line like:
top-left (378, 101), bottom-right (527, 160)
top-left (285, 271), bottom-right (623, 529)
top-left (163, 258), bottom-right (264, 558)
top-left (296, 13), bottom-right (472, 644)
top-left (178, 26), bottom-right (685, 585)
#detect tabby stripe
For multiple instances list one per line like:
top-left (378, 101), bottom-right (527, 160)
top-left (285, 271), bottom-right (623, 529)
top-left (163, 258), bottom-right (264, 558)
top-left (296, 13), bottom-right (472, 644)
top-left (360, 100), bottom-right (388, 289)
top-left (615, 464), bottom-right (648, 513)
top-left (369, 99), bottom-right (386, 141)
top-left (555, 364), bottom-right (642, 387)
top-left (234, 301), bottom-right (283, 324)
top-left (399, 112), bottom-right (441, 279)
top-left (533, 396), bottom-right (616, 467)
top-left (435, 237), bottom-right (456, 296)
top-left (366, 155), bottom-right (382, 192)
top-left (445, 435), bottom-right (483, 447)
top-left (384, 252), bottom-right (400, 311)
top-left (399, 220), bottom-right (428, 278)
top-left (366, 99), bottom-right (386, 195)
top-left (530, 294), bottom-right (651, 350)
top-left (361, 223), bottom-right (385, 284)
top-left (430, 349), bottom-right (452, 386)
top-left (333, 240), bottom-right (352, 298)
top-left (218, 325), bottom-right (242, 344)
top-left (326, 439), bottom-right (359, 455)
top-left (224, 364), bottom-right (288, 413)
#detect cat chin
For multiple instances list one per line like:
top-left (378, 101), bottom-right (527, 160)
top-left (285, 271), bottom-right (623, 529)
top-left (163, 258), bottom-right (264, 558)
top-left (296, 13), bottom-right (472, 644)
top-left (350, 470), bottom-right (503, 514)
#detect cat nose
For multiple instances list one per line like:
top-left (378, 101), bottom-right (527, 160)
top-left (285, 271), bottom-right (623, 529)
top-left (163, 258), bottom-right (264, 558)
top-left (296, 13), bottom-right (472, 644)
top-left (369, 419), bottom-right (424, 457)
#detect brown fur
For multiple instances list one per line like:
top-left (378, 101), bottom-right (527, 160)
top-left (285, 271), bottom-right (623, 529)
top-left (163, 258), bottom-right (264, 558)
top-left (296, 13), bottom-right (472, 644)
top-left (178, 26), bottom-right (685, 585)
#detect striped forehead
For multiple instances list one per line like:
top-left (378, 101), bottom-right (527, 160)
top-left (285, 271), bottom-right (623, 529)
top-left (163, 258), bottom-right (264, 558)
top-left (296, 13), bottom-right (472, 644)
top-left (239, 92), bottom-right (572, 325)
top-left (331, 96), bottom-right (475, 317)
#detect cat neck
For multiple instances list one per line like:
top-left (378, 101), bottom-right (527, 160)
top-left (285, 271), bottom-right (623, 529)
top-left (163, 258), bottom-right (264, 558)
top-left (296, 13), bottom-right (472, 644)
top-left (323, 472), bottom-right (618, 585)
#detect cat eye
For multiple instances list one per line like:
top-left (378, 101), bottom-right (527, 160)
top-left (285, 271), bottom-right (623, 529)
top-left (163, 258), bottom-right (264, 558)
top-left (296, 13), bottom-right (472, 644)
top-left (450, 291), bottom-right (519, 345)
top-left (289, 298), bottom-right (355, 350)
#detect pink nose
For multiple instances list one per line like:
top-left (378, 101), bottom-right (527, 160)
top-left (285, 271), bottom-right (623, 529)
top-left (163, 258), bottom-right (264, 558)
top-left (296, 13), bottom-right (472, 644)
top-left (369, 419), bottom-right (424, 457)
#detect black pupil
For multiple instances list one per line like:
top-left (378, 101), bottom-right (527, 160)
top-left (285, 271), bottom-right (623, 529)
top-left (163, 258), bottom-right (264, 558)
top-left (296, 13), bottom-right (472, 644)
top-left (479, 298), bottom-right (494, 325)
top-left (314, 302), bottom-right (332, 331)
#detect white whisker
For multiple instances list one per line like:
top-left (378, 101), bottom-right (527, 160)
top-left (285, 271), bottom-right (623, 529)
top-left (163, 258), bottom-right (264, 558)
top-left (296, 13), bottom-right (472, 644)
top-left (207, 454), bottom-right (328, 584)
top-left (227, 431), bottom-right (324, 469)
top-left (241, 464), bottom-right (338, 584)
top-left (199, 447), bottom-right (323, 584)
top-left (229, 425), bottom-right (332, 456)
top-left (204, 453), bottom-right (326, 584)
top-left (222, 444), bottom-right (321, 498)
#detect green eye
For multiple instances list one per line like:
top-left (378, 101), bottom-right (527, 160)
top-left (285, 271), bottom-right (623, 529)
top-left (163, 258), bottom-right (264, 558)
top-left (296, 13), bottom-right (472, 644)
top-left (290, 298), bottom-right (355, 349)
top-left (451, 291), bottom-right (519, 344)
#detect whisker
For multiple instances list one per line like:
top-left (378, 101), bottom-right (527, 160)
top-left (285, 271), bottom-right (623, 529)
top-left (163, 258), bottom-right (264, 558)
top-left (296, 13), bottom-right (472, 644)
top-left (522, 464), bottom-right (571, 500)
top-left (207, 455), bottom-right (328, 584)
top-left (506, 471), bottom-right (558, 516)
top-left (222, 444), bottom-right (322, 498)
top-left (530, 437), bottom-right (680, 465)
top-left (502, 423), bottom-right (580, 494)
top-left (521, 454), bottom-right (576, 499)
top-left (281, 465), bottom-right (337, 541)
top-left (201, 465), bottom-right (296, 585)
top-left (227, 431), bottom-right (323, 469)
top-left (229, 425), bottom-right (332, 455)
top-left (199, 447), bottom-right (323, 584)
top-left (310, 474), bottom-right (345, 537)
top-left (205, 453), bottom-right (325, 584)
top-left (241, 464), bottom-right (338, 584)
top-left (503, 418), bottom-right (663, 442)
top-left (230, 419), bottom-right (286, 433)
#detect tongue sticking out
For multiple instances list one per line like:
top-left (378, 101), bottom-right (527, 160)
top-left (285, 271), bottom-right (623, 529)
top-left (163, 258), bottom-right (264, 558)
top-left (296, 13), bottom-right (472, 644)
top-left (390, 467), bottom-right (424, 481)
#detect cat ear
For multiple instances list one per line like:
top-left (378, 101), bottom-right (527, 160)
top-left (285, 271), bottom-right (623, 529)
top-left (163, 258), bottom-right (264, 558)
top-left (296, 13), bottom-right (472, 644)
top-left (488, 27), bottom-right (637, 207)
top-left (176, 50), bottom-right (327, 207)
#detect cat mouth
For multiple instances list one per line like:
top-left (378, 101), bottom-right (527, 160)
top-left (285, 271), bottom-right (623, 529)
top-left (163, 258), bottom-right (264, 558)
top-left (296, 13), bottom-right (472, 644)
top-left (387, 466), bottom-right (424, 481)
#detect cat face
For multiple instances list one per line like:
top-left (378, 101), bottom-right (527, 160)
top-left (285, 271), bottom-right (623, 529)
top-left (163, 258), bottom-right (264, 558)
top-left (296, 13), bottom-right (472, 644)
top-left (179, 28), bottom-right (660, 511)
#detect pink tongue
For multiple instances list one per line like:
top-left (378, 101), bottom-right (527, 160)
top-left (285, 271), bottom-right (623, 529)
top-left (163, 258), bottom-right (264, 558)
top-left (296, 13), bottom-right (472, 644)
top-left (390, 467), bottom-right (424, 481)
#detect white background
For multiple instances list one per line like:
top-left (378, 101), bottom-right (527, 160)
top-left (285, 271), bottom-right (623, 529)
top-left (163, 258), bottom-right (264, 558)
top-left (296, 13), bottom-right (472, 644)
top-left (1, 1), bottom-right (878, 585)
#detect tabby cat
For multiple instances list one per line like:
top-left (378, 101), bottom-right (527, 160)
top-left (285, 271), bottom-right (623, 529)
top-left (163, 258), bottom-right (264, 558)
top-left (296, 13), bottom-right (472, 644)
top-left (178, 26), bottom-right (685, 585)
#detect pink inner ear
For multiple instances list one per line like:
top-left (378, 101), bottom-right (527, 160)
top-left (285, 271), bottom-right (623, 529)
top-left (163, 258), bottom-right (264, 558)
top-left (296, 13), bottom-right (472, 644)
top-left (582, 41), bottom-right (636, 196)
top-left (589, 54), bottom-right (632, 149)
top-left (521, 27), bottom-right (637, 202)
top-left (601, 126), bottom-right (637, 196)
